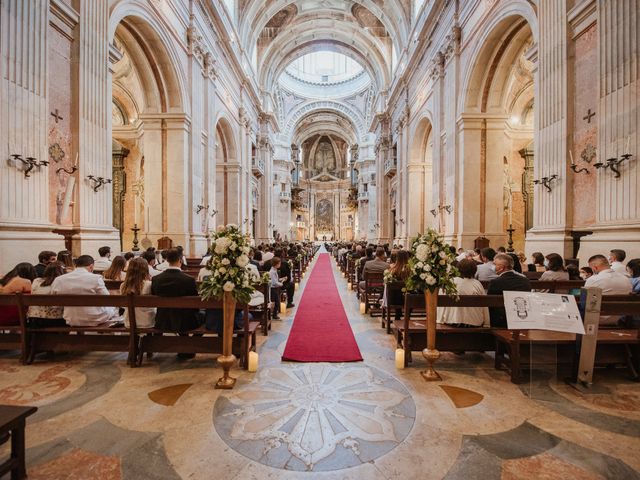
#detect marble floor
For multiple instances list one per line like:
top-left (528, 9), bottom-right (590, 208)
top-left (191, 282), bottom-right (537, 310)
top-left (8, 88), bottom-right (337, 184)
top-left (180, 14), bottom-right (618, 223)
top-left (1, 254), bottom-right (639, 479)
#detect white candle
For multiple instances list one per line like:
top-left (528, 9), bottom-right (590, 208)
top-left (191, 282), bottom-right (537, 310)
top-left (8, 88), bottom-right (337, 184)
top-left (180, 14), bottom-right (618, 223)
top-left (359, 302), bottom-right (366, 314)
top-left (626, 136), bottom-right (631, 153)
top-left (395, 348), bottom-right (405, 369)
top-left (248, 351), bottom-right (258, 372)
top-left (347, 282), bottom-right (352, 289)
top-left (280, 301), bottom-right (287, 314)
top-left (74, 152), bottom-right (79, 168)
top-left (569, 149), bottom-right (574, 164)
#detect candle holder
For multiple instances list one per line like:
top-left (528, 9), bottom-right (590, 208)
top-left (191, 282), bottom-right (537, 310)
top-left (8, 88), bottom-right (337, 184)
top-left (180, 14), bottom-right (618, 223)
top-left (506, 224), bottom-right (515, 252)
top-left (86, 175), bottom-right (112, 192)
top-left (131, 224), bottom-right (141, 251)
top-left (593, 154), bottom-right (633, 178)
top-left (56, 165), bottom-right (78, 175)
top-left (533, 174), bottom-right (558, 192)
top-left (569, 163), bottom-right (589, 174)
top-left (210, 209), bottom-right (218, 217)
top-left (196, 204), bottom-right (209, 214)
top-left (10, 154), bottom-right (49, 178)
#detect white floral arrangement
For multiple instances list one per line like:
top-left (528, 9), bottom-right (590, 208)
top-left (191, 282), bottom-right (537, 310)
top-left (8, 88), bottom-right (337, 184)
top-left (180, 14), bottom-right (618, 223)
top-left (406, 229), bottom-right (459, 295)
top-left (199, 224), bottom-right (255, 304)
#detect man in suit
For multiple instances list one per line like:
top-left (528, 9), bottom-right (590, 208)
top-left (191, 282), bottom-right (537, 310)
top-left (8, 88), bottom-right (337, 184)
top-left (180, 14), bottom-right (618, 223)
top-left (151, 248), bottom-right (202, 333)
top-left (51, 255), bottom-right (119, 326)
top-left (487, 253), bottom-right (532, 328)
top-left (358, 247), bottom-right (389, 293)
top-left (275, 249), bottom-right (295, 308)
top-left (475, 247), bottom-right (498, 282)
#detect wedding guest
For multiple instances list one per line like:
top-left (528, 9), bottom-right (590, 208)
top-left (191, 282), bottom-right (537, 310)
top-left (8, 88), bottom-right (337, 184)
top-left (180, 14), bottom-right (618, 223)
top-left (579, 266), bottom-right (593, 280)
top-left (0, 263), bottom-right (36, 326)
top-left (176, 245), bottom-right (188, 268)
top-left (359, 247), bottom-right (389, 293)
top-left (609, 249), bottom-right (629, 276)
top-left (386, 250), bottom-right (411, 322)
top-left (28, 263), bottom-right (66, 328)
top-left (517, 252), bottom-right (527, 272)
top-left (57, 250), bottom-right (75, 272)
top-left (438, 259), bottom-right (489, 327)
top-left (627, 259), bottom-right (640, 294)
top-left (585, 254), bottom-right (632, 325)
top-left (538, 253), bottom-right (569, 292)
top-left (103, 255), bottom-right (127, 281)
top-left (529, 252), bottom-right (545, 272)
top-left (120, 257), bottom-right (156, 328)
top-left (487, 254), bottom-right (531, 328)
top-left (475, 248), bottom-right (498, 282)
top-left (269, 257), bottom-right (286, 320)
top-left (566, 264), bottom-right (583, 296)
top-left (507, 253), bottom-right (523, 274)
top-left (142, 250), bottom-right (162, 277)
top-left (151, 249), bottom-right (202, 334)
top-left (275, 249), bottom-right (295, 308)
top-left (155, 250), bottom-right (170, 272)
top-left (94, 246), bottom-right (112, 271)
top-left (123, 252), bottom-right (135, 271)
top-left (34, 250), bottom-right (57, 277)
top-left (51, 255), bottom-right (120, 326)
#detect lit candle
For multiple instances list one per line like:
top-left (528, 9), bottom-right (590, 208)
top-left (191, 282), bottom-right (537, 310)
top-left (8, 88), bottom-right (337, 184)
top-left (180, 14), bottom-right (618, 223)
top-left (347, 282), bottom-right (352, 289)
top-left (248, 351), bottom-right (258, 372)
top-left (395, 348), bottom-right (405, 369)
top-left (359, 302), bottom-right (366, 314)
top-left (280, 301), bottom-right (287, 314)
top-left (74, 152), bottom-right (79, 168)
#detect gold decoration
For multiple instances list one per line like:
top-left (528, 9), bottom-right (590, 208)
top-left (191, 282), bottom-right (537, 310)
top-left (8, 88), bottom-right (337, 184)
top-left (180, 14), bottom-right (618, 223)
top-left (215, 291), bottom-right (237, 389)
top-left (421, 289), bottom-right (442, 381)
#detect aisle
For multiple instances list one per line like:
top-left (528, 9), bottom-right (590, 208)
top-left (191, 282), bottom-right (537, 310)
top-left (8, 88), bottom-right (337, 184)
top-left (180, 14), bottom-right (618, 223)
top-left (281, 252), bottom-right (363, 362)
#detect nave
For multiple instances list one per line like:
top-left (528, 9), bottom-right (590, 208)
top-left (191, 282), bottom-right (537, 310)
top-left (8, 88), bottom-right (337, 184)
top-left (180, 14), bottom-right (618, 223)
top-left (0, 248), bottom-right (638, 479)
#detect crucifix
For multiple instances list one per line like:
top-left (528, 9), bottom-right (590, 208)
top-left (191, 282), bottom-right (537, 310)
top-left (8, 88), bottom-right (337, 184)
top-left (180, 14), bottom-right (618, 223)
top-left (50, 109), bottom-right (64, 123)
top-left (583, 109), bottom-right (595, 124)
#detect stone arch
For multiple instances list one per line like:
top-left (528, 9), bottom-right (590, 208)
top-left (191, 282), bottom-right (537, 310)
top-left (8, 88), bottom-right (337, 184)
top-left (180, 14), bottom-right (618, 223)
top-left (284, 101), bottom-right (366, 140)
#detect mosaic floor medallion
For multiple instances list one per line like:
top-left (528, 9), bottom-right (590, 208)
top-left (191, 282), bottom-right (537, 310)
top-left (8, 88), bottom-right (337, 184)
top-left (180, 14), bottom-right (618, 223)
top-left (213, 363), bottom-right (416, 471)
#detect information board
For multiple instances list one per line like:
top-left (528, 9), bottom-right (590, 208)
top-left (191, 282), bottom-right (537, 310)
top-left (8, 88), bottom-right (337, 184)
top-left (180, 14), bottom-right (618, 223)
top-left (503, 291), bottom-right (585, 334)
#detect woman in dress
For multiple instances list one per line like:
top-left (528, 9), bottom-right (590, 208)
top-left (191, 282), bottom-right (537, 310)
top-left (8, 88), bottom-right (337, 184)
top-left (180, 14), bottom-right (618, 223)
top-left (437, 259), bottom-right (489, 327)
top-left (103, 255), bottom-right (127, 281)
top-left (386, 250), bottom-right (411, 322)
top-left (0, 263), bottom-right (36, 326)
top-left (120, 257), bottom-right (156, 328)
top-left (538, 253), bottom-right (569, 293)
top-left (28, 263), bottom-right (66, 327)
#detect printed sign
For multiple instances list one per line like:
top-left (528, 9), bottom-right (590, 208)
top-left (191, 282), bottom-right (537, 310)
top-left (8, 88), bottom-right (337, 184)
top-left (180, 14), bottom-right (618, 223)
top-left (503, 291), bottom-right (585, 334)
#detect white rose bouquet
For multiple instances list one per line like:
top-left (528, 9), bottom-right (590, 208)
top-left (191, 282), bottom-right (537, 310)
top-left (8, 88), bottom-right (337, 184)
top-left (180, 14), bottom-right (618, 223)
top-left (199, 224), bottom-right (255, 304)
top-left (406, 229), bottom-right (459, 295)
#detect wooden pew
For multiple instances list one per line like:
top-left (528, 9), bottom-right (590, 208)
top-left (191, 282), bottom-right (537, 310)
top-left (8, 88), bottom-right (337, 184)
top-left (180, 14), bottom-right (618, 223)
top-left (0, 294), bottom-right (258, 370)
top-left (363, 272), bottom-right (385, 315)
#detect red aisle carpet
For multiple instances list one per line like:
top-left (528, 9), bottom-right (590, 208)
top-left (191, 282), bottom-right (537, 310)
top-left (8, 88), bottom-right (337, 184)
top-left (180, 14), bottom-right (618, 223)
top-left (281, 253), bottom-right (363, 362)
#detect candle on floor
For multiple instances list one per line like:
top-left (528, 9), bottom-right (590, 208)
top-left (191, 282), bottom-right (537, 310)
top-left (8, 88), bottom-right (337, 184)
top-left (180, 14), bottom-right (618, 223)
top-left (395, 348), bottom-right (405, 369)
top-left (248, 351), bottom-right (258, 372)
top-left (359, 302), bottom-right (366, 314)
top-left (347, 282), bottom-right (352, 289)
top-left (295, 282), bottom-right (299, 290)
top-left (280, 301), bottom-right (287, 314)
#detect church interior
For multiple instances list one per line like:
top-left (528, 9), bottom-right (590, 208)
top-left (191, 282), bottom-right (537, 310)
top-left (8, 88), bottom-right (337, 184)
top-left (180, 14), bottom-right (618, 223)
top-left (0, 0), bottom-right (639, 478)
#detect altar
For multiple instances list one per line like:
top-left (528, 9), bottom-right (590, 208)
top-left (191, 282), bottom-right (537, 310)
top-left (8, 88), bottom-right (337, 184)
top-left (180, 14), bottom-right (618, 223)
top-left (316, 233), bottom-right (334, 241)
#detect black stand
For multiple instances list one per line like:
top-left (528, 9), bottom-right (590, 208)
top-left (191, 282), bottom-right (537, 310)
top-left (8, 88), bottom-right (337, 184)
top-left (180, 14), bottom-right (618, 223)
top-left (131, 224), bottom-right (140, 251)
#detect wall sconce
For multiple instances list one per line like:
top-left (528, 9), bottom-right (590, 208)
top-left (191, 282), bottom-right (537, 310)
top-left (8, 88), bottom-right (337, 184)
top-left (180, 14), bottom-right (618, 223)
top-left (10, 154), bottom-right (49, 178)
top-left (196, 204), bottom-right (209, 214)
top-left (593, 154), bottom-right (632, 179)
top-left (395, 218), bottom-right (405, 225)
top-left (441, 205), bottom-right (452, 214)
top-left (210, 209), bottom-right (218, 217)
top-left (533, 174), bottom-right (558, 192)
top-left (56, 165), bottom-right (78, 175)
top-left (431, 205), bottom-right (452, 215)
top-left (243, 218), bottom-right (250, 225)
top-left (570, 163), bottom-right (589, 174)
top-left (430, 209), bottom-right (437, 217)
top-left (86, 175), bottom-right (111, 192)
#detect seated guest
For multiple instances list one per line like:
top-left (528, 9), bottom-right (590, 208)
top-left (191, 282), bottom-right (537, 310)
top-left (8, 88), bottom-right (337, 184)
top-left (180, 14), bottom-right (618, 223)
top-left (28, 263), bottom-right (66, 328)
top-left (537, 253), bottom-right (569, 292)
top-left (358, 247), bottom-right (389, 293)
top-left (528, 252), bottom-right (545, 272)
top-left (142, 250), bottom-right (162, 277)
top-left (475, 248), bottom-right (498, 282)
top-left (517, 252), bottom-right (527, 272)
top-left (276, 249), bottom-right (295, 308)
top-left (507, 253), bottom-right (523, 274)
top-left (0, 263), bottom-right (36, 326)
top-left (199, 248), bottom-right (212, 267)
top-left (176, 245), bottom-right (188, 268)
top-left (438, 259), bottom-right (489, 327)
top-left (123, 252), bottom-right (135, 271)
top-left (585, 254), bottom-right (632, 325)
top-left (103, 255), bottom-right (127, 281)
top-left (197, 263), bottom-right (212, 282)
top-left (155, 250), bottom-right (170, 272)
top-left (35, 250), bottom-right (57, 277)
top-left (94, 246), bottom-right (113, 271)
top-left (386, 250), bottom-right (411, 321)
top-left (51, 255), bottom-right (120, 326)
top-left (269, 257), bottom-right (286, 320)
top-left (120, 258), bottom-right (156, 328)
top-left (57, 250), bottom-right (75, 272)
top-left (627, 259), bottom-right (640, 294)
top-left (609, 249), bottom-right (629, 276)
top-left (580, 266), bottom-right (593, 280)
top-left (358, 247), bottom-right (375, 281)
top-left (566, 264), bottom-right (583, 296)
top-left (151, 249), bottom-right (202, 333)
top-left (487, 254), bottom-right (532, 328)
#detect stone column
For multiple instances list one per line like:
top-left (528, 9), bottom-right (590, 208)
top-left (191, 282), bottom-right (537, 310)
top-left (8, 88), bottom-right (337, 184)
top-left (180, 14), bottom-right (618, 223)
top-left (0, 0), bottom-right (65, 270)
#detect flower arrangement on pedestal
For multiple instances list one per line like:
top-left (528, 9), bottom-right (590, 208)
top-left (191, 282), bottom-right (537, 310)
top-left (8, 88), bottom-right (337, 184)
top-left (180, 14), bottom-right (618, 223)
top-left (405, 229), bottom-right (459, 381)
top-left (199, 224), bottom-right (255, 304)
top-left (199, 224), bottom-right (255, 389)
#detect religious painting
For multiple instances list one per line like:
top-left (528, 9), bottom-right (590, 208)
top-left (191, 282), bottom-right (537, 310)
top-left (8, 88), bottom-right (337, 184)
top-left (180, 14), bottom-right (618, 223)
top-left (315, 199), bottom-right (333, 231)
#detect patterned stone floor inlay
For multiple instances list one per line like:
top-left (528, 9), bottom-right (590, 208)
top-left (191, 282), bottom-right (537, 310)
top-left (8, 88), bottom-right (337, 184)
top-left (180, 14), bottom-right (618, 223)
top-left (213, 363), bottom-right (416, 471)
top-left (439, 385), bottom-right (484, 409)
top-left (148, 383), bottom-right (193, 406)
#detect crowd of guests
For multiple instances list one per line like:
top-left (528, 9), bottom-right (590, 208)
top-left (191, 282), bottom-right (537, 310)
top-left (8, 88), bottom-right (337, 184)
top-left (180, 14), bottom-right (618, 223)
top-left (0, 242), bottom-right (316, 345)
top-left (332, 242), bottom-right (639, 328)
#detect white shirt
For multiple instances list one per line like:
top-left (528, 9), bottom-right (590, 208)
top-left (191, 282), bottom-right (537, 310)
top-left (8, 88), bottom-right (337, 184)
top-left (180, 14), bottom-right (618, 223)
top-left (197, 267), bottom-right (212, 282)
top-left (200, 255), bottom-right (211, 266)
top-left (93, 256), bottom-right (112, 271)
top-left (475, 262), bottom-right (498, 282)
top-left (611, 261), bottom-right (629, 276)
top-left (50, 268), bottom-right (119, 326)
top-left (148, 265), bottom-right (162, 277)
top-left (437, 277), bottom-right (489, 326)
top-left (155, 261), bottom-right (170, 272)
top-left (585, 268), bottom-right (632, 325)
top-left (123, 280), bottom-right (155, 328)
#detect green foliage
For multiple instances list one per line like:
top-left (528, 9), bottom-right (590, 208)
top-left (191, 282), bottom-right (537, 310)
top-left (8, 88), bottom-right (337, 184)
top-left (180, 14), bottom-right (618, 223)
top-left (405, 229), bottom-right (459, 295)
